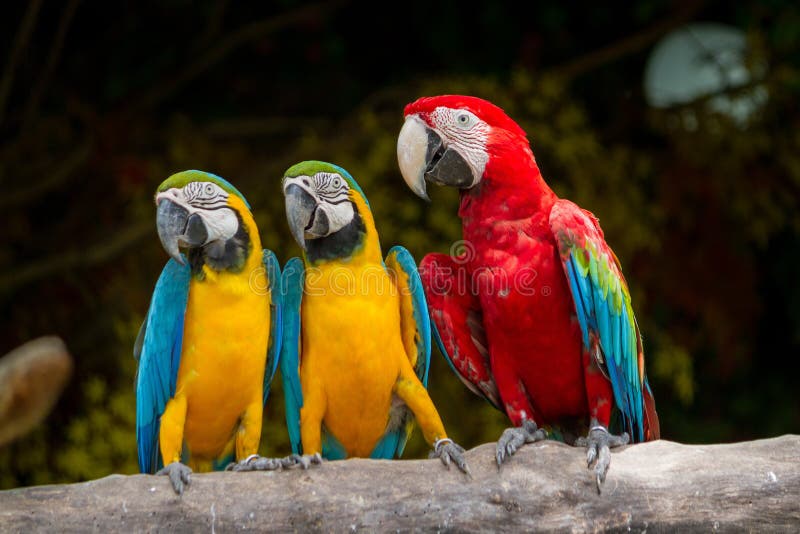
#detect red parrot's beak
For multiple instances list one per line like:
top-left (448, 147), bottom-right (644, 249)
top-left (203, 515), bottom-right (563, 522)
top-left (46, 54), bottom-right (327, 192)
top-left (397, 115), bottom-right (476, 200)
top-left (397, 115), bottom-right (433, 200)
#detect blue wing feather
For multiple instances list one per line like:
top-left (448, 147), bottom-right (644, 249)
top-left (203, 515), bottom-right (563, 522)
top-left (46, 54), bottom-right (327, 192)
top-left (387, 245), bottom-right (432, 386)
top-left (280, 257), bottom-right (305, 455)
top-left (262, 250), bottom-right (282, 406)
top-left (135, 258), bottom-right (190, 473)
top-left (370, 246), bottom-right (432, 459)
top-left (551, 199), bottom-right (648, 442)
top-left (566, 252), bottom-right (641, 440)
top-left (370, 431), bottom-right (402, 459)
top-left (566, 259), bottom-right (591, 348)
top-left (321, 429), bottom-right (347, 460)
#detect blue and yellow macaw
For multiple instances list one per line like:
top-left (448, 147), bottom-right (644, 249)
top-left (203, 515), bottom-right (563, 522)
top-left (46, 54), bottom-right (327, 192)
top-left (235, 160), bottom-right (468, 473)
top-left (134, 170), bottom-right (282, 494)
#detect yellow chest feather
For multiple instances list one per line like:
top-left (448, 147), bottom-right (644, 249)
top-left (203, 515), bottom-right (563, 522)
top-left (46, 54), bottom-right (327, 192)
top-left (177, 265), bottom-right (270, 457)
top-left (301, 263), bottom-right (407, 457)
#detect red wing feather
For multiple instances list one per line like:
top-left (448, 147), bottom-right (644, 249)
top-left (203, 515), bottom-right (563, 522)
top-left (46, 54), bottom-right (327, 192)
top-left (420, 253), bottom-right (503, 411)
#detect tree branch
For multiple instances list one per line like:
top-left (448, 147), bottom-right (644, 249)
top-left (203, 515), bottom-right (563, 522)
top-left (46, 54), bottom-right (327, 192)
top-left (0, 0), bottom-right (43, 126)
top-left (549, 1), bottom-right (706, 82)
top-left (131, 0), bottom-right (349, 112)
top-left (1, 437), bottom-right (797, 531)
top-left (199, 0), bottom-right (230, 46)
top-left (203, 116), bottom-right (332, 138)
top-left (0, 139), bottom-right (92, 210)
top-left (0, 220), bottom-right (152, 295)
top-left (20, 0), bottom-right (81, 133)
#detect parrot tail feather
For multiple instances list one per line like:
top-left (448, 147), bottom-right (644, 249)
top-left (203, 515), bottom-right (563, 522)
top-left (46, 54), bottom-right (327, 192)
top-left (643, 380), bottom-right (660, 441)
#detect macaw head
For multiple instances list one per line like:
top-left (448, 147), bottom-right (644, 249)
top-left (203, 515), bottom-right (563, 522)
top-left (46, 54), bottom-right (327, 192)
top-left (397, 95), bottom-right (530, 200)
top-left (282, 161), bottom-right (375, 262)
top-left (155, 170), bottom-right (255, 271)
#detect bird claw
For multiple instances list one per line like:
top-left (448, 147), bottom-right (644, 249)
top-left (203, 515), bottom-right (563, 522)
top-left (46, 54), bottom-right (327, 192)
top-left (577, 424), bottom-right (629, 494)
top-left (283, 452), bottom-right (324, 470)
top-left (226, 453), bottom-right (323, 472)
top-left (429, 438), bottom-right (470, 475)
top-left (226, 454), bottom-right (282, 472)
top-left (156, 462), bottom-right (192, 495)
top-left (495, 420), bottom-right (547, 466)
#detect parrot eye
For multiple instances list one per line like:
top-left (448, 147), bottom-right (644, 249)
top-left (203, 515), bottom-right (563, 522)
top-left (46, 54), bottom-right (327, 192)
top-left (455, 112), bottom-right (475, 129)
top-left (332, 177), bottom-right (341, 188)
top-left (205, 184), bottom-right (214, 195)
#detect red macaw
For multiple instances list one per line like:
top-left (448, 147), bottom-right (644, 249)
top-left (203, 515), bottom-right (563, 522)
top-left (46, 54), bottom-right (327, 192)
top-left (397, 95), bottom-right (659, 490)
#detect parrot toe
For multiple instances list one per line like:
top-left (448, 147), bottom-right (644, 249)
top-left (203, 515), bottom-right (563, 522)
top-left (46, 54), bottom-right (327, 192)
top-left (430, 438), bottom-right (471, 475)
top-left (575, 424), bottom-right (629, 494)
top-left (284, 453), bottom-right (324, 470)
top-left (495, 420), bottom-right (547, 467)
top-left (226, 454), bottom-right (283, 472)
top-left (156, 462), bottom-right (192, 495)
top-left (226, 453), bottom-right (324, 472)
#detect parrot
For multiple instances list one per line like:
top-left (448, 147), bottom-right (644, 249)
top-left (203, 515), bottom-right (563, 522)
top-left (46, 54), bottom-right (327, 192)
top-left (234, 160), bottom-right (469, 473)
top-left (134, 170), bottom-right (282, 494)
top-left (396, 95), bottom-right (660, 491)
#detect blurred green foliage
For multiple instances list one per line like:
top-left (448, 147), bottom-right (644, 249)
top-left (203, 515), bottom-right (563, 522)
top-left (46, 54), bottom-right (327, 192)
top-left (1, 0), bottom-right (799, 488)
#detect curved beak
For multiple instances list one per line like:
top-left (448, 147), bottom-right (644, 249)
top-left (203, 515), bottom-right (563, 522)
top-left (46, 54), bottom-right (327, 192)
top-left (156, 198), bottom-right (209, 265)
top-left (284, 182), bottom-right (330, 250)
top-left (397, 115), bottom-right (476, 200)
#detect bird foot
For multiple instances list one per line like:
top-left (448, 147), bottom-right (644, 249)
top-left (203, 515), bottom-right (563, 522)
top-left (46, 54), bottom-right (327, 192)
top-left (226, 453), bottom-right (323, 472)
top-left (429, 438), bottom-right (470, 475)
top-left (496, 420), bottom-right (547, 466)
top-left (574, 424), bottom-right (629, 493)
top-left (283, 453), bottom-right (324, 470)
top-left (156, 461), bottom-right (192, 495)
top-left (226, 454), bottom-right (283, 472)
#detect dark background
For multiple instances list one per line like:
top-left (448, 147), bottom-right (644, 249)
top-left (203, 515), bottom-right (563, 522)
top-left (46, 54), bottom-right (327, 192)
top-left (1, 0), bottom-right (798, 488)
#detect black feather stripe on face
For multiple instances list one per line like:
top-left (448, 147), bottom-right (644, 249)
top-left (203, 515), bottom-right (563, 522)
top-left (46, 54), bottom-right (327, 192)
top-left (184, 181), bottom-right (229, 209)
top-left (189, 211), bottom-right (251, 277)
top-left (304, 202), bottom-right (365, 264)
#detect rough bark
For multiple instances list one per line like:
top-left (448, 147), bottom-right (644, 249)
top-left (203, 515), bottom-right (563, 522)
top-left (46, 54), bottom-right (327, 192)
top-left (1, 436), bottom-right (798, 533)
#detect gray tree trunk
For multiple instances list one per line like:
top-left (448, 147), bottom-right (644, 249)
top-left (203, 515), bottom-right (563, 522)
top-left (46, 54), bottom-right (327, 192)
top-left (1, 436), bottom-right (798, 532)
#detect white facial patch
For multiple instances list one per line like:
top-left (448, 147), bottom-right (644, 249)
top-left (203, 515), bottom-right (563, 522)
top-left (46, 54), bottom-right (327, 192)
top-left (183, 181), bottom-right (229, 209)
top-left (283, 172), bottom-right (355, 238)
top-left (430, 106), bottom-right (491, 180)
top-left (198, 206), bottom-right (239, 243)
top-left (157, 182), bottom-right (239, 243)
top-left (318, 200), bottom-right (354, 235)
top-left (311, 172), bottom-right (354, 236)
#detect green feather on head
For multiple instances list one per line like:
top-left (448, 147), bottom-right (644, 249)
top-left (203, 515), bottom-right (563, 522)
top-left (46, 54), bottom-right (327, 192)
top-left (158, 170), bottom-right (251, 209)
top-left (283, 160), bottom-right (369, 208)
